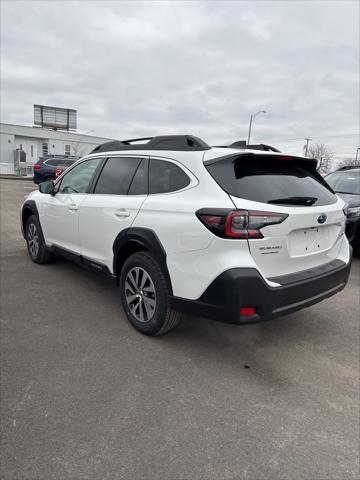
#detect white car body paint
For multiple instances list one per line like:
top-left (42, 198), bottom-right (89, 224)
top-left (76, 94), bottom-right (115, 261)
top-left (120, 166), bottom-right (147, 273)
top-left (23, 145), bottom-right (350, 300)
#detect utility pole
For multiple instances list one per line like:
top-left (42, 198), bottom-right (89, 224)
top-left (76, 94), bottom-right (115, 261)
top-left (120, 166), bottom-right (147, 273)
top-left (247, 110), bottom-right (266, 145)
top-left (247, 115), bottom-right (253, 146)
top-left (304, 138), bottom-right (311, 157)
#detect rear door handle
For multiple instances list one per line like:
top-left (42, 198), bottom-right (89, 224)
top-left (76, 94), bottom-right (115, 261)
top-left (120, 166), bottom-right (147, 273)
top-left (115, 209), bottom-right (130, 219)
top-left (68, 204), bottom-right (79, 212)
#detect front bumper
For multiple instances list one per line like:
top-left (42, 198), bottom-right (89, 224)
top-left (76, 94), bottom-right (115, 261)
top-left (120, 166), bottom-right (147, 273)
top-left (170, 253), bottom-right (352, 325)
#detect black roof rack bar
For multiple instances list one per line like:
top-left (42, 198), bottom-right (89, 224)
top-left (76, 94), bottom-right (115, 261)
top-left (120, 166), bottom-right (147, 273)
top-left (90, 135), bottom-right (211, 153)
top-left (211, 140), bottom-right (281, 153)
top-left (229, 140), bottom-right (247, 149)
top-left (245, 144), bottom-right (281, 153)
top-left (229, 141), bottom-right (281, 152)
top-left (122, 137), bottom-right (154, 145)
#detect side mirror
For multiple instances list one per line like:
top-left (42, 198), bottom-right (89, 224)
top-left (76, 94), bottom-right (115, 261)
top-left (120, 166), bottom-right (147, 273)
top-left (39, 180), bottom-right (55, 195)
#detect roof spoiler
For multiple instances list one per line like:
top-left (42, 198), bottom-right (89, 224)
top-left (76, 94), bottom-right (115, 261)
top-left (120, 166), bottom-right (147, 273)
top-left (204, 151), bottom-right (318, 167)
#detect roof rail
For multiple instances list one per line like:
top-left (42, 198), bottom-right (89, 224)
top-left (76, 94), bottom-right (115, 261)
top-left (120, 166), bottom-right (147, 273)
top-left (231, 141), bottom-right (281, 153)
top-left (212, 140), bottom-right (281, 153)
top-left (90, 135), bottom-right (210, 153)
top-left (247, 144), bottom-right (281, 153)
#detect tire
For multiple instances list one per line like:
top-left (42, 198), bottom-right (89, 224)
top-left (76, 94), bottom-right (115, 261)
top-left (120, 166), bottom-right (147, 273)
top-left (120, 252), bottom-right (181, 336)
top-left (25, 215), bottom-right (54, 264)
top-left (353, 244), bottom-right (360, 257)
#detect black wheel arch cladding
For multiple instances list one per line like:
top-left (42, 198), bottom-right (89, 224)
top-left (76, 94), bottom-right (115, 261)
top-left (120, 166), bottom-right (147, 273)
top-left (22, 200), bottom-right (40, 238)
top-left (113, 227), bottom-right (173, 295)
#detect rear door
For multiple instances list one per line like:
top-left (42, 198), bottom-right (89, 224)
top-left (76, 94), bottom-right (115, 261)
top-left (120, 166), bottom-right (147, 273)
top-left (206, 153), bottom-right (346, 278)
top-left (79, 156), bottom-right (148, 271)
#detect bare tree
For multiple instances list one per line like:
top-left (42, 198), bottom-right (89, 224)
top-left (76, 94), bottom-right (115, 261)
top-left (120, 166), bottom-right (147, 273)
top-left (307, 143), bottom-right (334, 174)
top-left (72, 138), bottom-right (87, 157)
top-left (336, 157), bottom-right (360, 170)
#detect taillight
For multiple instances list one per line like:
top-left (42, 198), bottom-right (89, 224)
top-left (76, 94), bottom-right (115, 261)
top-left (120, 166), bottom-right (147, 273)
top-left (55, 168), bottom-right (63, 178)
top-left (197, 209), bottom-right (288, 239)
top-left (33, 164), bottom-right (41, 171)
top-left (225, 210), bottom-right (249, 238)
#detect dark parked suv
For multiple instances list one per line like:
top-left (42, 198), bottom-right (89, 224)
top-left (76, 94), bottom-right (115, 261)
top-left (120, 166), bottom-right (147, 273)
top-left (325, 167), bottom-right (360, 255)
top-left (33, 156), bottom-right (78, 184)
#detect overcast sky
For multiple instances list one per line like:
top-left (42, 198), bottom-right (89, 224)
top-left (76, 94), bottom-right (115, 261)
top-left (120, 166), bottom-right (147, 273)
top-left (1, 0), bottom-right (358, 162)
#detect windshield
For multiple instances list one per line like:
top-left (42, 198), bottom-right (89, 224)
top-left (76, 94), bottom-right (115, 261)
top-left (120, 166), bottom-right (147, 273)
top-left (326, 171), bottom-right (360, 195)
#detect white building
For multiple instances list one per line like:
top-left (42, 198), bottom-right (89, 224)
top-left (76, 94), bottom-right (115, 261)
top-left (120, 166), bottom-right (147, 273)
top-left (0, 123), bottom-right (114, 174)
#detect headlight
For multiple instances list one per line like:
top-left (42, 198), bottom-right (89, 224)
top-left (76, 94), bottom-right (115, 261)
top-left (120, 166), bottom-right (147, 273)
top-left (347, 206), bottom-right (360, 218)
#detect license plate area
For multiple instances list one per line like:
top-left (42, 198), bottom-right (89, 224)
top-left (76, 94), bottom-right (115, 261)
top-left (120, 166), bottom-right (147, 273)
top-left (289, 225), bottom-right (336, 256)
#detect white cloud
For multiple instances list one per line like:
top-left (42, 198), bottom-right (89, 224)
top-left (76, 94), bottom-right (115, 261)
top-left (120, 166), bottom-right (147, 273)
top-left (0, 0), bottom-right (358, 163)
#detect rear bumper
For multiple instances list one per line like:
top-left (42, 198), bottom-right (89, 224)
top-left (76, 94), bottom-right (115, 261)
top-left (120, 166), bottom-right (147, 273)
top-left (33, 171), bottom-right (55, 184)
top-left (33, 174), bottom-right (41, 184)
top-left (170, 253), bottom-right (352, 325)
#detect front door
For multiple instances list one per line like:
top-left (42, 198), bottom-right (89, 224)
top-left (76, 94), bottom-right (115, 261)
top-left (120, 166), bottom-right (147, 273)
top-left (41, 158), bottom-right (102, 254)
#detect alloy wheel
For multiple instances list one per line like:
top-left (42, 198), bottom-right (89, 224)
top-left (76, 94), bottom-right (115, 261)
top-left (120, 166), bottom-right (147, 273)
top-left (124, 267), bottom-right (156, 322)
top-left (27, 223), bottom-right (39, 258)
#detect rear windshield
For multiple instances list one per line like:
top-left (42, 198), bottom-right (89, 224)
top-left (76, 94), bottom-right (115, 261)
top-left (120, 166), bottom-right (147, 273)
top-left (206, 154), bottom-right (337, 206)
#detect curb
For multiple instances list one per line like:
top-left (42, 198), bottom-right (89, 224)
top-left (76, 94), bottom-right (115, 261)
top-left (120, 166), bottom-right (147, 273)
top-left (0, 175), bottom-right (33, 181)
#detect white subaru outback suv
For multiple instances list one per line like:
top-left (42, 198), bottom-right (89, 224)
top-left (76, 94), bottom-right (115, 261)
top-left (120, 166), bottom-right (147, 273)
top-left (21, 135), bottom-right (352, 335)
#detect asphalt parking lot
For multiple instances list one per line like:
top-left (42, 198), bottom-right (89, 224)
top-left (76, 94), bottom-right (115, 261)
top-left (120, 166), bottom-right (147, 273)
top-left (0, 178), bottom-right (359, 480)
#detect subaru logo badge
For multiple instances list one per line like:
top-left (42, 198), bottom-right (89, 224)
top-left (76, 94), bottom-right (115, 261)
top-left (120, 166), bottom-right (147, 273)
top-left (317, 214), bottom-right (327, 224)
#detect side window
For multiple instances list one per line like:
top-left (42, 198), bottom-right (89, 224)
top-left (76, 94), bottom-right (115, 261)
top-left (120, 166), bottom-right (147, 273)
top-left (57, 160), bottom-right (72, 168)
top-left (42, 143), bottom-right (48, 155)
top-left (128, 159), bottom-right (147, 195)
top-left (58, 158), bottom-right (101, 194)
top-left (46, 159), bottom-right (58, 166)
top-left (149, 159), bottom-right (190, 194)
top-left (94, 157), bottom-right (142, 195)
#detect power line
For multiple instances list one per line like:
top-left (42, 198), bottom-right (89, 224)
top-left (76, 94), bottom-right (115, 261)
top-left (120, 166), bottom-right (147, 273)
top-left (261, 133), bottom-right (359, 143)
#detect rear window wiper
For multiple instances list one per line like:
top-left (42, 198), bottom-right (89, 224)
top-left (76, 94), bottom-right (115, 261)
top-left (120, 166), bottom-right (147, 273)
top-left (268, 196), bottom-right (318, 206)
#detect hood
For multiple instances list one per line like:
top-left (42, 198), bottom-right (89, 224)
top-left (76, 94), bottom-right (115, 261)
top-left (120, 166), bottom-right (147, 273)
top-left (336, 192), bottom-right (360, 208)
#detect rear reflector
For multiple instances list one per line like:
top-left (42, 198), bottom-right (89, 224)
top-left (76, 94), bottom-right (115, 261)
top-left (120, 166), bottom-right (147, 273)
top-left (240, 307), bottom-right (256, 316)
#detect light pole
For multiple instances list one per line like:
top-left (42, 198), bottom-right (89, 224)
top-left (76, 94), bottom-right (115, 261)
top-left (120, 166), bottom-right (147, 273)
top-left (247, 110), bottom-right (266, 145)
top-left (304, 138), bottom-right (312, 157)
